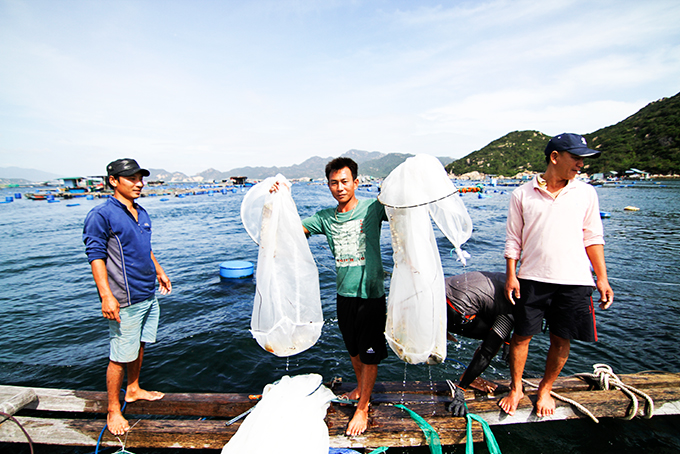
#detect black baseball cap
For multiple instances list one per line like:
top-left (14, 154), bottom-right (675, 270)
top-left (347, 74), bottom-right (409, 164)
top-left (545, 133), bottom-right (600, 158)
top-left (106, 159), bottom-right (150, 177)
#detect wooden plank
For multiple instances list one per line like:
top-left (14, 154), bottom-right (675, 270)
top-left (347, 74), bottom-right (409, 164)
top-left (0, 412), bottom-right (479, 450)
top-left (0, 386), bottom-right (106, 414)
top-left (2, 373), bottom-right (679, 450)
top-left (0, 386), bottom-right (256, 417)
top-left (471, 386), bottom-right (680, 425)
top-left (0, 417), bottom-right (238, 449)
top-left (3, 372), bottom-right (677, 416)
top-left (332, 372), bottom-right (680, 398)
top-left (122, 392), bottom-right (256, 417)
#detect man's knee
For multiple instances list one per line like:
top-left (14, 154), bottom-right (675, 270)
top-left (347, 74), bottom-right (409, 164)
top-left (549, 332), bottom-right (570, 347)
top-left (511, 333), bottom-right (532, 346)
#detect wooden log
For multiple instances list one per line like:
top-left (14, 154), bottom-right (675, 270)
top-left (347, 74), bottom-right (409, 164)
top-left (0, 389), bottom-right (37, 422)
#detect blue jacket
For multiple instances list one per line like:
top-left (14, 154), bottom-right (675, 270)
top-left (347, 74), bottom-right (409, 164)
top-left (83, 197), bottom-right (156, 307)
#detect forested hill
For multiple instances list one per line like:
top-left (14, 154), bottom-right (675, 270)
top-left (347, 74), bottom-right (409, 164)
top-left (446, 91), bottom-right (680, 177)
top-left (445, 130), bottom-right (550, 177)
top-left (586, 92), bottom-right (680, 175)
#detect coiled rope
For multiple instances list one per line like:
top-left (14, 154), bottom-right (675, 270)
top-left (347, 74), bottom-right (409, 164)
top-left (522, 364), bottom-right (655, 423)
top-left (573, 363), bottom-right (654, 420)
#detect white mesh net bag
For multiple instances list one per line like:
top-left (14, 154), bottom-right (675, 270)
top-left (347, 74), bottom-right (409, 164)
top-left (221, 374), bottom-right (335, 454)
top-left (240, 175), bottom-right (323, 357)
top-left (379, 155), bottom-right (472, 364)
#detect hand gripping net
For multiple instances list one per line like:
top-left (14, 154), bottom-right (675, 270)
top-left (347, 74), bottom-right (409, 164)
top-left (379, 155), bottom-right (472, 364)
top-left (241, 175), bottom-right (323, 357)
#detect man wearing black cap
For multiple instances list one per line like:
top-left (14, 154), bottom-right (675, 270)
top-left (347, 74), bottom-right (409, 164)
top-left (498, 134), bottom-right (614, 417)
top-left (83, 159), bottom-right (172, 435)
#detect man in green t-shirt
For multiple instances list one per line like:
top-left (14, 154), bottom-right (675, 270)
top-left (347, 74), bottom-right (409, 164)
top-left (302, 157), bottom-right (389, 436)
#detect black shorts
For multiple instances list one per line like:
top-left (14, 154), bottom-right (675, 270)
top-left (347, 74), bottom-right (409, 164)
top-left (337, 294), bottom-right (388, 365)
top-left (514, 279), bottom-right (597, 342)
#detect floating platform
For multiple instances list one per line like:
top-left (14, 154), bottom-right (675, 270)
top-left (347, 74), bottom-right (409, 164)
top-left (1, 372), bottom-right (679, 451)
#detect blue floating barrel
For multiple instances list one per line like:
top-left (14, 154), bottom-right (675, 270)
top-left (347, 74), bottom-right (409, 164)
top-left (66, 203), bottom-right (80, 207)
top-left (600, 211), bottom-right (611, 218)
top-left (14, 193), bottom-right (22, 199)
top-left (5, 196), bottom-right (13, 202)
top-left (220, 260), bottom-right (254, 279)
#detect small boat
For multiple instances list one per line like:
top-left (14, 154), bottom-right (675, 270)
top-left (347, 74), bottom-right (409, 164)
top-left (624, 206), bottom-right (640, 211)
top-left (1, 370), bottom-right (679, 451)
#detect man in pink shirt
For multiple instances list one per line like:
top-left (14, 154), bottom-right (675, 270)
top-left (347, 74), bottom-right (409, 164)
top-left (498, 133), bottom-right (614, 417)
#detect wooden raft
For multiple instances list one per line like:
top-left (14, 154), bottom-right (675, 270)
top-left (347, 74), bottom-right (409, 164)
top-left (1, 372), bottom-right (679, 450)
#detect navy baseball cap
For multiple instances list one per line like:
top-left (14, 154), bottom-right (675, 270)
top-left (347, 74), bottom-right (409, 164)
top-left (545, 133), bottom-right (600, 158)
top-left (107, 159), bottom-right (150, 177)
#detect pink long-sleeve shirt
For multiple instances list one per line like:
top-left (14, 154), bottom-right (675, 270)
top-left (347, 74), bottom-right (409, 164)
top-left (504, 176), bottom-right (604, 286)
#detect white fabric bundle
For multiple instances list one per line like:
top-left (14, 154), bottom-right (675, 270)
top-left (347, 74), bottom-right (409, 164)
top-left (379, 155), bottom-right (473, 364)
top-left (221, 374), bottom-right (336, 454)
top-left (241, 175), bottom-right (323, 357)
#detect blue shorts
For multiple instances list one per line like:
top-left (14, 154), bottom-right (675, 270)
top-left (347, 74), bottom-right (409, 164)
top-left (109, 295), bottom-right (160, 363)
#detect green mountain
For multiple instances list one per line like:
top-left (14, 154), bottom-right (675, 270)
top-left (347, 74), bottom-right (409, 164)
top-left (445, 130), bottom-right (550, 177)
top-left (446, 92), bottom-right (680, 177)
top-left (360, 153), bottom-right (414, 178)
top-left (586, 93), bottom-right (680, 175)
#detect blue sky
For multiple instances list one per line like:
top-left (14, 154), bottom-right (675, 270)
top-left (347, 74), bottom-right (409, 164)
top-left (1, 0), bottom-right (679, 177)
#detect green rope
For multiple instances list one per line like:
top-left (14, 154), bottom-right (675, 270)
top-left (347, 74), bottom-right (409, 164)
top-left (465, 413), bottom-right (501, 454)
top-left (394, 404), bottom-right (442, 454)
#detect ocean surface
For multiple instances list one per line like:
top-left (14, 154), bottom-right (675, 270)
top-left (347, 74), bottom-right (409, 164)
top-left (1, 179), bottom-right (679, 453)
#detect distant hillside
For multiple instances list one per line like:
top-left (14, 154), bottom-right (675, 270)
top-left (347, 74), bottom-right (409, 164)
top-left (0, 166), bottom-right (63, 182)
top-left (360, 153), bottom-right (415, 178)
top-left (446, 92), bottom-right (680, 177)
top-left (445, 131), bottom-right (550, 177)
top-left (219, 155), bottom-right (333, 180)
top-left (342, 149), bottom-right (386, 164)
top-left (0, 178), bottom-right (32, 186)
top-left (210, 149), bottom-right (411, 180)
top-left (586, 93), bottom-right (680, 175)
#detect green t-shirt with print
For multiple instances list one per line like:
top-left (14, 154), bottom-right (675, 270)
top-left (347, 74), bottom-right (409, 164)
top-left (302, 198), bottom-right (387, 299)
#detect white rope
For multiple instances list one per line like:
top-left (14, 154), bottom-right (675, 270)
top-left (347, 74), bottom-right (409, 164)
top-left (574, 363), bottom-right (654, 420)
top-left (521, 378), bottom-right (600, 423)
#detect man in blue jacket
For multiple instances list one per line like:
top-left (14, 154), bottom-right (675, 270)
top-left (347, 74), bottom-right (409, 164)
top-left (83, 158), bottom-right (172, 436)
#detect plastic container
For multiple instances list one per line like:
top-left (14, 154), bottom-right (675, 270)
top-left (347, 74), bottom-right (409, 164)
top-left (219, 261), bottom-right (254, 279)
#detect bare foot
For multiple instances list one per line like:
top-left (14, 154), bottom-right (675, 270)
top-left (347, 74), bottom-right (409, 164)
top-left (125, 388), bottom-right (164, 403)
top-left (107, 410), bottom-right (129, 436)
top-left (498, 388), bottom-right (524, 416)
top-left (347, 387), bottom-right (360, 401)
top-left (338, 387), bottom-right (360, 405)
top-left (346, 408), bottom-right (368, 436)
top-left (535, 389), bottom-right (555, 417)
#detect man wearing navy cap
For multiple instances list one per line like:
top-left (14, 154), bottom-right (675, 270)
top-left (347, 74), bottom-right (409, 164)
top-left (83, 158), bottom-right (172, 435)
top-left (498, 134), bottom-right (614, 417)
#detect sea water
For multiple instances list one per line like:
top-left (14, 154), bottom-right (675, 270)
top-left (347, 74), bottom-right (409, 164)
top-left (0, 180), bottom-right (679, 453)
